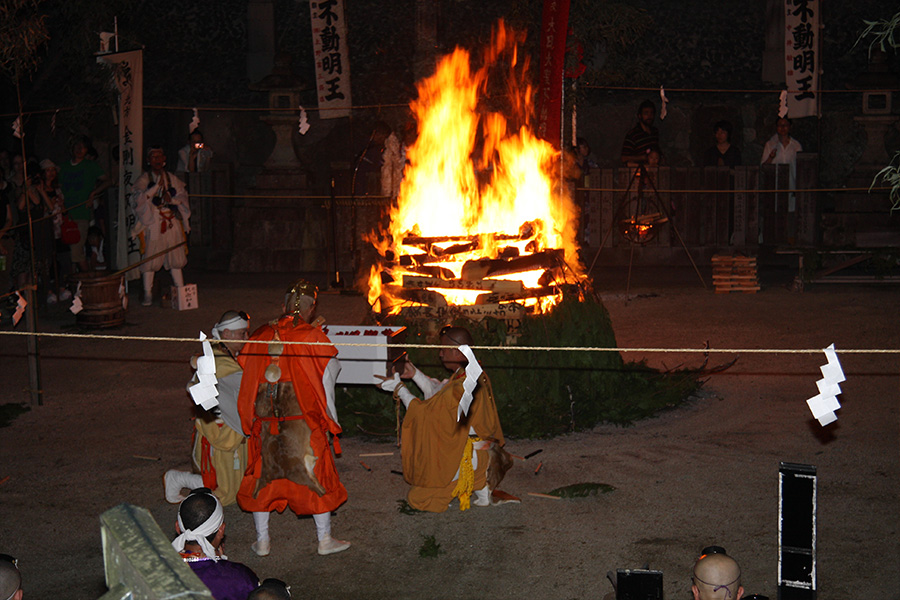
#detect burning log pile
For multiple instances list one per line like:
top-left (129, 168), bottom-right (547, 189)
top-left (372, 222), bottom-right (583, 322)
top-left (365, 24), bottom-right (585, 324)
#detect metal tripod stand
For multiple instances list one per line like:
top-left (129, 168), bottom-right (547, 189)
top-left (587, 164), bottom-right (707, 293)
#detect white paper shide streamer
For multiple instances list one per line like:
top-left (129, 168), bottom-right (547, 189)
top-left (806, 343), bottom-right (845, 426)
top-left (11, 117), bottom-right (22, 139)
top-left (189, 332), bottom-right (220, 410)
top-left (659, 86), bottom-right (669, 120)
top-left (456, 345), bottom-right (483, 421)
top-left (69, 282), bottom-right (83, 315)
top-left (119, 279), bottom-right (128, 310)
top-left (12, 291), bottom-right (26, 325)
top-left (190, 108), bottom-right (200, 133)
top-left (778, 90), bottom-right (789, 118)
top-left (298, 105), bottom-right (310, 135)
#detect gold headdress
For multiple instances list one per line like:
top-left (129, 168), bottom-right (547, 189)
top-left (284, 279), bottom-right (318, 324)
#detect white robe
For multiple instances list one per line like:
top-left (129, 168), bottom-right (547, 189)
top-left (132, 170), bottom-right (191, 272)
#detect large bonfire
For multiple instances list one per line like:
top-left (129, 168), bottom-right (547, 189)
top-left (366, 24), bottom-right (585, 318)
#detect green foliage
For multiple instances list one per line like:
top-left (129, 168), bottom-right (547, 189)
top-left (872, 151), bottom-right (900, 213)
top-left (548, 482), bottom-right (616, 498)
top-left (0, 403), bottom-right (30, 428)
top-left (337, 295), bottom-right (701, 439)
top-left (0, 0), bottom-right (49, 81)
top-left (418, 534), bottom-right (443, 558)
top-left (397, 499), bottom-right (421, 515)
top-left (857, 11), bottom-right (900, 55)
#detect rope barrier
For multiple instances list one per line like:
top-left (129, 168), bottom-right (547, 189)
top-left (0, 329), bottom-right (896, 355)
top-left (0, 184), bottom-right (892, 235)
top-left (0, 101), bottom-right (411, 119)
top-left (177, 186), bottom-right (893, 201)
top-left (0, 196), bottom-right (93, 234)
top-left (6, 86), bottom-right (899, 119)
top-left (581, 85), bottom-right (900, 94)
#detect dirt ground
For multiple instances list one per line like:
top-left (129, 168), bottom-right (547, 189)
top-left (0, 266), bottom-right (898, 599)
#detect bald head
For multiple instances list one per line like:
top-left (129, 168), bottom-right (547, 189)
top-left (0, 559), bottom-right (22, 600)
top-left (692, 553), bottom-right (743, 600)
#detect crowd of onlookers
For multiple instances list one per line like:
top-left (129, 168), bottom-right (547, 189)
top-left (0, 136), bottom-right (112, 310)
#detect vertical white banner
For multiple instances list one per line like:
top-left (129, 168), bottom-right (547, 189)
top-left (784, 0), bottom-right (819, 118)
top-left (310, 0), bottom-right (352, 119)
top-left (97, 49), bottom-right (144, 278)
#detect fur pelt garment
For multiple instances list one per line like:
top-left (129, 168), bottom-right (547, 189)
top-left (253, 381), bottom-right (326, 497)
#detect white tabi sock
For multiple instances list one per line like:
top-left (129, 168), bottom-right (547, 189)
top-left (313, 512), bottom-right (331, 541)
top-left (253, 511), bottom-right (270, 542)
top-left (142, 271), bottom-right (154, 296)
top-left (170, 267), bottom-right (184, 288)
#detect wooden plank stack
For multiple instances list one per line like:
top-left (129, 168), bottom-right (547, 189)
top-left (711, 254), bottom-right (760, 293)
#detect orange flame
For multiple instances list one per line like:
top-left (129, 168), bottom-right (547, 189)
top-left (368, 22), bottom-right (583, 315)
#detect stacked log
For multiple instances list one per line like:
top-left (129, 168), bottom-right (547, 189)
top-left (711, 254), bottom-right (760, 294)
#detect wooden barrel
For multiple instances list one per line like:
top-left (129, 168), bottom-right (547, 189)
top-left (72, 272), bottom-right (126, 328)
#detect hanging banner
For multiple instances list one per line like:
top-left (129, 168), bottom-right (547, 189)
top-left (310, 0), bottom-right (352, 119)
top-left (534, 0), bottom-right (571, 148)
top-left (97, 49), bottom-right (143, 278)
top-left (784, 0), bottom-right (819, 118)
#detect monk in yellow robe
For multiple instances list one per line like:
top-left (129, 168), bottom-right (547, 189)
top-left (380, 326), bottom-right (506, 512)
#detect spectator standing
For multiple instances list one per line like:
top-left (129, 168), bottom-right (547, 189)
top-left (6, 155), bottom-right (26, 203)
top-left (621, 100), bottom-right (661, 166)
top-left (760, 116), bottom-right (802, 210)
top-left (176, 129), bottom-right (214, 176)
top-left (576, 137), bottom-right (598, 179)
top-left (37, 160), bottom-right (69, 303)
top-left (0, 161), bottom-right (54, 299)
top-left (704, 120), bottom-right (742, 167)
top-left (58, 135), bottom-right (112, 271)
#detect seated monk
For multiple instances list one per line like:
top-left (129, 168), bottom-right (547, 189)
top-left (378, 325), bottom-right (512, 512)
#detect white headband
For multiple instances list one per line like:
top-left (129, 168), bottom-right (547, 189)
top-left (171, 495), bottom-right (224, 559)
top-left (211, 315), bottom-right (249, 340)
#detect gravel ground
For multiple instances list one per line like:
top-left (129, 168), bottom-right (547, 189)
top-left (0, 266), bottom-right (897, 599)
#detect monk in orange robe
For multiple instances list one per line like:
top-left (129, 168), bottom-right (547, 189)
top-left (236, 280), bottom-right (350, 557)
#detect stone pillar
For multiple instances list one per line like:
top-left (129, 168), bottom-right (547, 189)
top-left (247, 0), bottom-right (275, 84)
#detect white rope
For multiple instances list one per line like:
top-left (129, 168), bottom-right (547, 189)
top-left (0, 330), bottom-right (897, 355)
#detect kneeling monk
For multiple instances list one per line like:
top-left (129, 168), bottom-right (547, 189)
top-left (237, 280), bottom-right (350, 556)
top-left (379, 326), bottom-right (508, 512)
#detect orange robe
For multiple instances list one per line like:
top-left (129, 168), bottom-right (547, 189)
top-left (236, 316), bottom-right (348, 515)
top-left (401, 370), bottom-right (504, 512)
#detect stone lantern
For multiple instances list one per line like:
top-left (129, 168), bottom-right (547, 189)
top-left (851, 49), bottom-right (899, 167)
top-left (250, 52), bottom-right (305, 175)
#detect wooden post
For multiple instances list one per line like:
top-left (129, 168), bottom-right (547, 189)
top-left (733, 166), bottom-right (748, 247)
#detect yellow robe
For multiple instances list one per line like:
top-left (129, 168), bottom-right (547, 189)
top-left (191, 349), bottom-right (248, 506)
top-left (401, 370), bottom-right (504, 512)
